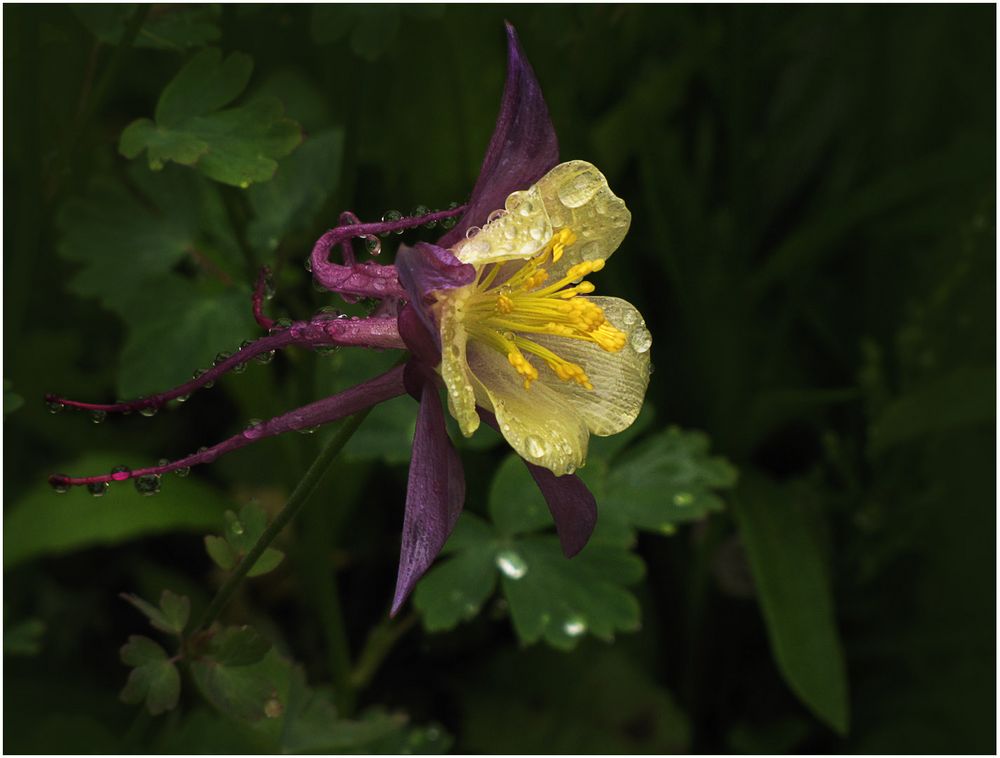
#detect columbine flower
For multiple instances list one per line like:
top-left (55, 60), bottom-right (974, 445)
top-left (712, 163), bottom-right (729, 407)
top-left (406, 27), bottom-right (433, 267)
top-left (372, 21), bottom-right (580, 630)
top-left (48, 23), bottom-right (650, 613)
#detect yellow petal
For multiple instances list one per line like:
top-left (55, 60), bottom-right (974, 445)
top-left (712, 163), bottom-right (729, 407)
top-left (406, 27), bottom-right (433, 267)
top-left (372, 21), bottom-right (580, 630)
top-left (466, 342), bottom-right (589, 476)
top-left (451, 185), bottom-right (552, 266)
top-left (532, 297), bottom-right (651, 436)
top-left (437, 287), bottom-right (481, 436)
top-left (534, 160), bottom-right (631, 282)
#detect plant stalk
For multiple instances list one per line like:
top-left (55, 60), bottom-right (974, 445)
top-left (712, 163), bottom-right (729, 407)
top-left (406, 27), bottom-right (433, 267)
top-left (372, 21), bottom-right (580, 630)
top-left (194, 407), bottom-right (372, 632)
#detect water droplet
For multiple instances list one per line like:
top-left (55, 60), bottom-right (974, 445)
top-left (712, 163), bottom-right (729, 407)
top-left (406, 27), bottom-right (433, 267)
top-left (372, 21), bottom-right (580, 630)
top-left (264, 698), bottom-right (283, 719)
top-left (214, 351), bottom-right (232, 367)
top-left (276, 317), bottom-right (292, 329)
top-left (232, 361), bottom-right (247, 374)
top-left (90, 410), bottom-right (107, 424)
top-left (176, 393), bottom-right (190, 403)
top-left (495, 549), bottom-right (528, 579)
top-left (135, 474), bottom-right (161, 496)
top-left (629, 327), bottom-right (652, 354)
top-left (465, 225), bottom-right (481, 239)
top-left (558, 168), bottom-right (602, 208)
top-left (87, 481), bottom-right (109, 497)
top-left (50, 475), bottom-right (70, 494)
top-left (239, 180), bottom-right (250, 189)
top-left (175, 466), bottom-right (190, 478)
top-left (381, 209), bottom-right (402, 237)
top-left (364, 235), bottom-right (382, 255)
top-left (240, 339), bottom-right (254, 352)
top-left (659, 523), bottom-right (677, 535)
top-left (110, 465), bottom-right (131, 482)
top-left (226, 512), bottom-right (245, 536)
top-left (303, 257), bottom-right (313, 273)
top-left (525, 435), bottom-right (546, 459)
top-left (439, 202), bottom-right (459, 230)
top-left (487, 208), bottom-right (507, 224)
top-left (47, 400), bottom-right (65, 414)
top-left (256, 350), bottom-right (275, 365)
top-left (413, 204), bottom-right (430, 219)
top-left (622, 311), bottom-right (638, 327)
top-left (139, 405), bottom-right (158, 418)
top-left (529, 224), bottom-right (544, 241)
top-left (673, 492), bottom-right (694, 507)
top-left (562, 616), bottom-right (587, 637)
top-left (244, 419), bottom-right (264, 439)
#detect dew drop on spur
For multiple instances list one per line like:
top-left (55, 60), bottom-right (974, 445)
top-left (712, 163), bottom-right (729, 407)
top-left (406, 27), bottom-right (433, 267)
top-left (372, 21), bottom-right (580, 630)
top-left (110, 465), bottom-right (131, 482)
top-left (90, 409), bottom-right (107, 424)
top-left (214, 351), bottom-right (232, 367)
top-left (134, 474), bottom-right (161, 496)
top-left (139, 405), bottom-right (158, 418)
top-left (255, 350), bottom-right (275, 365)
top-left (87, 481), bottom-right (109, 497)
top-left (47, 400), bottom-right (65, 414)
top-left (49, 475), bottom-right (70, 494)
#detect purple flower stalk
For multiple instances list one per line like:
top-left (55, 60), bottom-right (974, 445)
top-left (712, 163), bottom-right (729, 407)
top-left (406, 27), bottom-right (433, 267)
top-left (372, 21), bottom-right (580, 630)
top-left (48, 23), bottom-right (651, 614)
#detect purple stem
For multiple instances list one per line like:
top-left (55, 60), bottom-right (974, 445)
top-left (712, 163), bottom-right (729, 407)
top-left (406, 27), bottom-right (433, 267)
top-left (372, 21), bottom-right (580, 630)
top-left (252, 266), bottom-right (275, 331)
top-left (45, 316), bottom-right (405, 414)
top-left (49, 364), bottom-right (408, 489)
top-left (310, 205), bottom-right (468, 300)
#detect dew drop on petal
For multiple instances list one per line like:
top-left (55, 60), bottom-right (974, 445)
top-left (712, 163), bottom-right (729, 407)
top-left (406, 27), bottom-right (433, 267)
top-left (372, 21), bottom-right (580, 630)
top-left (525, 435), bottom-right (547, 460)
top-left (465, 225), bottom-right (481, 239)
top-left (87, 481), bottom-right (109, 497)
top-left (557, 168), bottom-right (603, 208)
top-left (629, 327), bottom-right (652, 354)
top-left (495, 549), bottom-right (528, 579)
top-left (110, 465), bottom-right (131, 482)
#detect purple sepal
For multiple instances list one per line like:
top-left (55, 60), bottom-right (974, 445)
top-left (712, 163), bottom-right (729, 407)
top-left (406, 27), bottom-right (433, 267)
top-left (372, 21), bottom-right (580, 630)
top-left (438, 22), bottom-right (559, 247)
top-left (395, 242), bottom-right (475, 344)
top-left (524, 461), bottom-right (597, 557)
top-left (480, 410), bottom-right (597, 557)
top-left (398, 304), bottom-right (440, 365)
top-left (391, 380), bottom-right (466, 615)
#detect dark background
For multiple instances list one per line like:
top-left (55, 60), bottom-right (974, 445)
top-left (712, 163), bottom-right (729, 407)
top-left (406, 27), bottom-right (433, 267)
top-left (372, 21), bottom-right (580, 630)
top-left (4, 4), bottom-right (995, 754)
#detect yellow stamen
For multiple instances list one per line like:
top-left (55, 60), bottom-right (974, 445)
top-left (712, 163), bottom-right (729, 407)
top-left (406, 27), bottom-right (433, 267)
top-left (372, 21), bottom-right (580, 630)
top-left (460, 225), bottom-right (624, 391)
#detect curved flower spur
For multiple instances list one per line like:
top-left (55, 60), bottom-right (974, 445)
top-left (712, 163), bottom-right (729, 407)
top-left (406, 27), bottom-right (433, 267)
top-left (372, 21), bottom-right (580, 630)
top-left (48, 23), bottom-right (652, 613)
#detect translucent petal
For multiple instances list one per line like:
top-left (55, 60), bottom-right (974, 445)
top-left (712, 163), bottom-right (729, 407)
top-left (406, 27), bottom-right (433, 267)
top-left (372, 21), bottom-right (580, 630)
top-left (451, 185), bottom-right (552, 266)
top-left (532, 297), bottom-right (651, 436)
top-left (437, 288), bottom-right (481, 436)
top-left (466, 342), bottom-right (589, 476)
top-left (534, 160), bottom-right (631, 281)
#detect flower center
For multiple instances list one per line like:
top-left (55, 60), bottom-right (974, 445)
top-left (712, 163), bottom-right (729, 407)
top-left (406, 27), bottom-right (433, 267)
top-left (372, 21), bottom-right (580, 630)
top-left (460, 229), bottom-right (627, 390)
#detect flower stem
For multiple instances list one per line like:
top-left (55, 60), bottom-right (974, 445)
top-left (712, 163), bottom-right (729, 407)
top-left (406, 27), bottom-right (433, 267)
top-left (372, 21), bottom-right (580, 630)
top-left (194, 407), bottom-right (372, 632)
top-left (350, 612), bottom-right (419, 691)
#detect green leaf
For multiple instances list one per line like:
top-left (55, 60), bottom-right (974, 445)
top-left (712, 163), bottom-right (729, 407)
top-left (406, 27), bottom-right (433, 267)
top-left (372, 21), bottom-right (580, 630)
top-left (122, 590), bottom-right (189, 635)
top-left (204, 534), bottom-right (237, 570)
top-left (461, 643), bottom-right (690, 753)
top-left (316, 348), bottom-right (416, 463)
top-left (4, 379), bottom-right (24, 415)
top-left (119, 635), bottom-right (180, 715)
top-left (246, 128), bottom-right (344, 254)
top-left (869, 365), bottom-right (994, 455)
top-left (57, 164), bottom-right (255, 398)
top-left (734, 475), bottom-right (849, 734)
top-left (224, 503), bottom-right (268, 553)
top-left (120, 49), bottom-right (301, 186)
top-left (207, 626), bottom-right (271, 666)
top-left (501, 537), bottom-right (644, 650)
top-left (4, 618), bottom-right (46, 656)
top-left (158, 590), bottom-right (191, 634)
top-left (247, 547), bottom-right (284, 578)
top-left (74, 5), bottom-right (221, 50)
top-left (4, 453), bottom-right (230, 569)
top-left (488, 454), bottom-right (554, 536)
top-left (413, 548), bottom-right (498, 632)
top-left (117, 280), bottom-right (255, 399)
top-left (604, 426), bottom-right (738, 532)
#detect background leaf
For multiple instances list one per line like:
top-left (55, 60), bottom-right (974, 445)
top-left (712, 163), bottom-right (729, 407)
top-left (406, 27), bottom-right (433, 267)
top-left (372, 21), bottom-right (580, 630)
top-left (734, 475), bottom-right (850, 734)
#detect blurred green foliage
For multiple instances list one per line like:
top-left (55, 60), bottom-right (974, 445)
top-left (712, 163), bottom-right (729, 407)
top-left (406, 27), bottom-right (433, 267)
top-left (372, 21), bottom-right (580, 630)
top-left (4, 4), bottom-right (994, 754)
